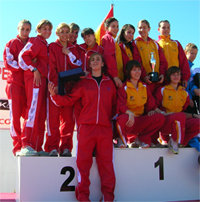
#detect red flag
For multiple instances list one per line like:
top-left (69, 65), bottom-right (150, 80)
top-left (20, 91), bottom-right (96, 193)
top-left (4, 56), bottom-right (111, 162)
top-left (95, 4), bottom-right (114, 45)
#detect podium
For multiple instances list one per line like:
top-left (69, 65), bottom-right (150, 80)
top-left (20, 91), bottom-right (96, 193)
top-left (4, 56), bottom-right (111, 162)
top-left (16, 148), bottom-right (200, 202)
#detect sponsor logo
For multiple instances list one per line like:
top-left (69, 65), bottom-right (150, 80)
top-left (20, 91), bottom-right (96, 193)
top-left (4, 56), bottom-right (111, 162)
top-left (0, 118), bottom-right (10, 125)
top-left (0, 99), bottom-right (9, 110)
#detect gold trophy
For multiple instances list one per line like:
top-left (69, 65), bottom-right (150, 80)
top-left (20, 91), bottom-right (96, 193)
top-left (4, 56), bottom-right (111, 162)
top-left (149, 52), bottom-right (159, 82)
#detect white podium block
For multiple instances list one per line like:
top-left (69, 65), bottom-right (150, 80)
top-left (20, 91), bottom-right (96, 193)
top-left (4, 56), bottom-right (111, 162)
top-left (16, 148), bottom-right (200, 202)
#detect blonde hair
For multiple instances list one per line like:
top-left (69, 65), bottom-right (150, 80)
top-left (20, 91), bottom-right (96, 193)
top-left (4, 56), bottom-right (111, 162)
top-left (56, 23), bottom-right (70, 34)
top-left (18, 19), bottom-right (31, 30)
top-left (138, 19), bottom-right (150, 28)
top-left (185, 43), bottom-right (198, 53)
top-left (36, 19), bottom-right (53, 32)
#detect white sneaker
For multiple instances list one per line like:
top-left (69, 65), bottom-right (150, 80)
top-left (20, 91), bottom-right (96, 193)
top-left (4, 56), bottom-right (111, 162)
top-left (129, 142), bottom-right (139, 148)
top-left (20, 146), bottom-right (38, 156)
top-left (168, 137), bottom-right (179, 154)
top-left (15, 150), bottom-right (21, 156)
top-left (60, 149), bottom-right (72, 157)
top-left (49, 149), bottom-right (58, 156)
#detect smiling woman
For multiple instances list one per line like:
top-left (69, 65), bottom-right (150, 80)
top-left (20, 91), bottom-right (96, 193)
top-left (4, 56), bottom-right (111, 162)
top-left (48, 52), bottom-right (117, 201)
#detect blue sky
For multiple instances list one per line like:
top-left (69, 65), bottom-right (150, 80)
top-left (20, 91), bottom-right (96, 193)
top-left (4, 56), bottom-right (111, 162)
top-left (0, 0), bottom-right (199, 65)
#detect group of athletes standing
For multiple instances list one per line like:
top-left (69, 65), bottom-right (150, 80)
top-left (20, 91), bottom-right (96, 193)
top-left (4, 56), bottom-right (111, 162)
top-left (3, 17), bottom-right (199, 201)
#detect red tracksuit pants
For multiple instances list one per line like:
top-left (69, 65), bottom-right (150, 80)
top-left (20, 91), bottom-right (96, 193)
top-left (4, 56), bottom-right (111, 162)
top-left (5, 73), bottom-right (26, 154)
top-left (183, 118), bottom-right (200, 146)
top-left (75, 124), bottom-right (115, 201)
top-left (21, 70), bottom-right (47, 151)
top-left (159, 112), bottom-right (186, 144)
top-left (44, 94), bottom-right (75, 153)
top-left (148, 82), bottom-right (162, 96)
top-left (117, 113), bottom-right (165, 145)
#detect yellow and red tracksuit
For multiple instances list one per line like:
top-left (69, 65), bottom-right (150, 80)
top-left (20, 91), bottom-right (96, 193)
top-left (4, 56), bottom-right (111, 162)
top-left (156, 85), bottom-right (199, 145)
top-left (18, 35), bottom-right (49, 152)
top-left (135, 36), bottom-right (168, 94)
top-left (118, 42), bottom-right (146, 81)
top-left (157, 35), bottom-right (190, 82)
top-left (3, 35), bottom-right (28, 155)
top-left (45, 40), bottom-right (82, 154)
top-left (51, 74), bottom-right (116, 201)
top-left (116, 81), bottom-right (165, 145)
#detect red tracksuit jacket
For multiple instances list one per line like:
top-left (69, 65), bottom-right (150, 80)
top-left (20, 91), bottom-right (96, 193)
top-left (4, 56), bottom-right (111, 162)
top-left (51, 74), bottom-right (117, 127)
top-left (18, 35), bottom-right (49, 77)
top-left (49, 39), bottom-right (82, 86)
top-left (101, 31), bottom-right (118, 78)
top-left (3, 35), bottom-right (28, 86)
top-left (78, 42), bottom-right (104, 72)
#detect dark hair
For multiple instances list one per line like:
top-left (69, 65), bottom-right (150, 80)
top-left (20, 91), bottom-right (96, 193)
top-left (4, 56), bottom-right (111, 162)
top-left (104, 17), bottom-right (118, 28)
top-left (69, 23), bottom-right (80, 32)
top-left (117, 24), bottom-right (135, 52)
top-left (125, 60), bottom-right (141, 80)
top-left (81, 28), bottom-right (95, 38)
top-left (166, 66), bottom-right (181, 83)
top-left (158, 20), bottom-right (170, 27)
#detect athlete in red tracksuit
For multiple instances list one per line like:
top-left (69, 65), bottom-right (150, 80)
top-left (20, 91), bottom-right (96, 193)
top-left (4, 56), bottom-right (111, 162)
top-left (117, 24), bottom-right (146, 81)
top-left (18, 20), bottom-right (53, 155)
top-left (3, 20), bottom-right (31, 155)
top-left (49, 53), bottom-right (116, 201)
top-left (155, 66), bottom-right (200, 146)
top-left (45, 23), bottom-right (82, 156)
top-left (101, 17), bottom-right (124, 89)
top-left (78, 42), bottom-right (104, 73)
top-left (116, 60), bottom-right (165, 147)
top-left (75, 28), bottom-right (104, 126)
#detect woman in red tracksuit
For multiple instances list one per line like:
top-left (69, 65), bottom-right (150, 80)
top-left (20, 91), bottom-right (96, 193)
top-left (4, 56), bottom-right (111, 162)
top-left (117, 24), bottom-right (146, 81)
top-left (155, 66), bottom-right (200, 149)
top-left (49, 53), bottom-right (116, 201)
top-left (75, 28), bottom-right (104, 127)
top-left (101, 17), bottom-right (123, 88)
top-left (78, 28), bottom-right (104, 74)
top-left (116, 60), bottom-right (165, 148)
top-left (18, 19), bottom-right (53, 156)
top-left (3, 19), bottom-right (31, 156)
top-left (45, 23), bottom-right (82, 157)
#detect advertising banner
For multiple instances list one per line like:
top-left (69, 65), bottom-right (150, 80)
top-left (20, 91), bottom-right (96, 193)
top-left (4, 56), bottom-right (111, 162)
top-left (0, 61), bottom-right (10, 129)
